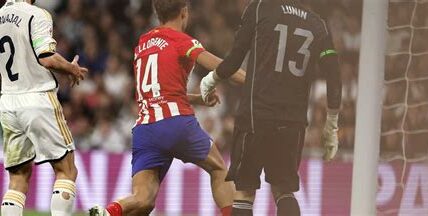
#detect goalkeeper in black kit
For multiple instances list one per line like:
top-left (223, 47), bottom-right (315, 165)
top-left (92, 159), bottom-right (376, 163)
top-left (200, 0), bottom-right (342, 215)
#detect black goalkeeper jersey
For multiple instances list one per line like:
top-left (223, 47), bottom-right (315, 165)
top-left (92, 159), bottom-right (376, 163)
top-left (216, 0), bottom-right (341, 131)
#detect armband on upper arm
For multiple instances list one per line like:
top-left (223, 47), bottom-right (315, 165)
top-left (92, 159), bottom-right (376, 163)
top-left (320, 49), bottom-right (338, 59)
top-left (31, 9), bottom-right (57, 57)
top-left (185, 39), bottom-right (205, 59)
top-left (33, 38), bottom-right (57, 57)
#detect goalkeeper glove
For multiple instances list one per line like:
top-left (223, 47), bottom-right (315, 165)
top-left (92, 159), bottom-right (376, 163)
top-left (200, 71), bottom-right (221, 104)
top-left (322, 111), bottom-right (339, 161)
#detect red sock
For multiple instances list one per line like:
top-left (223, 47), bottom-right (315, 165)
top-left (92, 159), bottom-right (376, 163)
top-left (106, 202), bottom-right (123, 216)
top-left (221, 206), bottom-right (232, 216)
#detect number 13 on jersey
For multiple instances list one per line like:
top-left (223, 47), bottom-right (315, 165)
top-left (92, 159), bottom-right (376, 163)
top-left (136, 53), bottom-right (161, 99)
top-left (274, 24), bottom-right (314, 77)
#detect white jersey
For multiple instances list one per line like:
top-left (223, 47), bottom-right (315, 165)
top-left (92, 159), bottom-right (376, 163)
top-left (0, 1), bottom-right (57, 94)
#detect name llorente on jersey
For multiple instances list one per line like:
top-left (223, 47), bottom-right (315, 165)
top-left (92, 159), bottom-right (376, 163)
top-left (0, 13), bottom-right (23, 27)
top-left (281, 5), bottom-right (308, 20)
top-left (138, 37), bottom-right (169, 53)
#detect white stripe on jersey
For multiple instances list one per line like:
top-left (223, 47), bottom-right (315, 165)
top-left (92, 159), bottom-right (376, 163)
top-left (140, 103), bottom-right (150, 124)
top-left (142, 114), bottom-right (150, 124)
top-left (167, 102), bottom-right (180, 117)
top-left (153, 104), bottom-right (164, 121)
top-left (135, 59), bottom-right (143, 101)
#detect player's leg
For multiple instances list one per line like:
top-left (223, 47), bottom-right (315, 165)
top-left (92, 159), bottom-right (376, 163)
top-left (89, 169), bottom-right (162, 216)
top-left (175, 115), bottom-right (233, 215)
top-left (195, 143), bottom-right (234, 215)
top-left (1, 162), bottom-right (32, 216)
top-left (0, 111), bottom-right (35, 216)
top-left (94, 165), bottom-right (169, 216)
top-left (271, 186), bottom-right (300, 216)
top-left (232, 190), bottom-right (256, 216)
top-left (49, 152), bottom-right (78, 216)
top-left (265, 123), bottom-right (305, 216)
top-left (90, 122), bottom-right (174, 216)
top-left (111, 168), bottom-right (161, 216)
top-left (22, 91), bottom-right (77, 216)
top-left (226, 128), bottom-right (264, 216)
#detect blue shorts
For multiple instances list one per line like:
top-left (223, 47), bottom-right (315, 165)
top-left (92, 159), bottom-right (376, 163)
top-left (131, 115), bottom-right (211, 181)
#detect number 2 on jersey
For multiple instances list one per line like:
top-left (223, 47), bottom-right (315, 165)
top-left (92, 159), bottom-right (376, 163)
top-left (136, 53), bottom-right (161, 98)
top-left (274, 24), bottom-right (314, 76)
top-left (0, 36), bottom-right (19, 82)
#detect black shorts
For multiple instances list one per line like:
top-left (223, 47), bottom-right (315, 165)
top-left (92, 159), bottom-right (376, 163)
top-left (226, 121), bottom-right (305, 192)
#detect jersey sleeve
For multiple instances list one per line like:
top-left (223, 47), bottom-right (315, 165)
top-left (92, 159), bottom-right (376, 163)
top-left (317, 21), bottom-right (342, 110)
top-left (216, 0), bottom-right (258, 79)
top-left (317, 21), bottom-right (338, 60)
top-left (31, 9), bottom-right (57, 58)
top-left (176, 37), bottom-right (205, 61)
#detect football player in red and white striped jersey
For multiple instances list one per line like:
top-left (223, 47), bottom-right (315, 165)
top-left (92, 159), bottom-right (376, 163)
top-left (89, 0), bottom-right (245, 215)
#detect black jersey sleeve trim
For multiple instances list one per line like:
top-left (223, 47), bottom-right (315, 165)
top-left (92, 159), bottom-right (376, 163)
top-left (38, 52), bottom-right (55, 59)
top-left (28, 16), bottom-right (42, 65)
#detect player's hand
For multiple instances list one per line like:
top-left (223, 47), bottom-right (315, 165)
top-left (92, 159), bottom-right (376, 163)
top-left (200, 71), bottom-right (220, 104)
top-left (321, 112), bottom-right (339, 161)
top-left (70, 55), bottom-right (88, 87)
top-left (204, 89), bottom-right (221, 107)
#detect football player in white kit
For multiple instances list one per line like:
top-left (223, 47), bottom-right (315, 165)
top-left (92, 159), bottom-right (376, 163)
top-left (0, 0), bottom-right (87, 215)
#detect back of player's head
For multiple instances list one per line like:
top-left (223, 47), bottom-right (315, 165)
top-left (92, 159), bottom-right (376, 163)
top-left (153, 0), bottom-right (189, 23)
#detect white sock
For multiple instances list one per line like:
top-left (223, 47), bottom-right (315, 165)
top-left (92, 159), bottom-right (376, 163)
top-left (51, 179), bottom-right (76, 216)
top-left (1, 190), bottom-right (26, 216)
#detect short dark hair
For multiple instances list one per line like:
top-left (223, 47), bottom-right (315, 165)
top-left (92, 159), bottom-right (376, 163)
top-left (154, 0), bottom-right (189, 23)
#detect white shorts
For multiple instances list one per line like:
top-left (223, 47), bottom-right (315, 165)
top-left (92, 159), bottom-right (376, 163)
top-left (0, 91), bottom-right (75, 169)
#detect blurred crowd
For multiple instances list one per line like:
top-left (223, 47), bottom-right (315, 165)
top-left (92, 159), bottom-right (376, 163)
top-left (20, 0), bottom-right (364, 156)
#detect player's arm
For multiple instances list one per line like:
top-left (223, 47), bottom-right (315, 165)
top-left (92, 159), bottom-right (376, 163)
top-left (321, 53), bottom-right (342, 113)
top-left (40, 54), bottom-right (86, 80)
top-left (178, 45), bottom-right (223, 107)
top-left (318, 31), bottom-right (342, 162)
top-left (187, 92), bottom-right (220, 107)
top-left (199, 1), bottom-right (257, 102)
top-left (187, 94), bottom-right (204, 105)
top-left (31, 9), bottom-right (87, 86)
top-left (178, 39), bottom-right (245, 85)
top-left (196, 51), bottom-right (246, 84)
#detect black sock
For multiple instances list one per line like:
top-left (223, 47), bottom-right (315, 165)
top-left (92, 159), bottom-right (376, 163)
top-left (232, 200), bottom-right (253, 216)
top-left (277, 194), bottom-right (300, 216)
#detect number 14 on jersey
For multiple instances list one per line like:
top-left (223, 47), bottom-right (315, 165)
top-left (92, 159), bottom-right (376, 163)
top-left (136, 53), bottom-right (161, 99)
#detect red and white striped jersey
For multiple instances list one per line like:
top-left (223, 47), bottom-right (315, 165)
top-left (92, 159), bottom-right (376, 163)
top-left (133, 27), bottom-right (205, 125)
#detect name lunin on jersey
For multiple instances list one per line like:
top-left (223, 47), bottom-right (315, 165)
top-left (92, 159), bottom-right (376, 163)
top-left (138, 37), bottom-right (169, 53)
top-left (0, 13), bottom-right (22, 27)
top-left (281, 5), bottom-right (308, 20)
